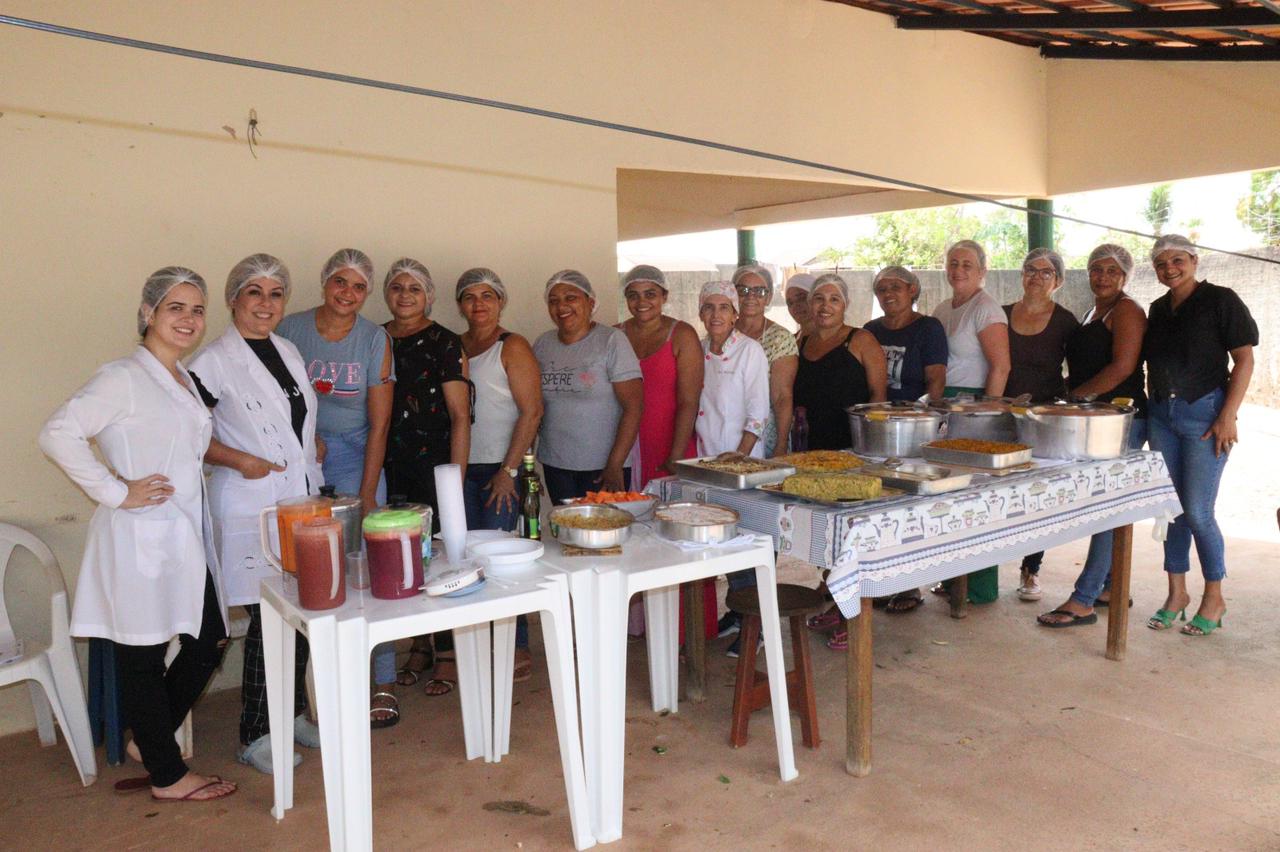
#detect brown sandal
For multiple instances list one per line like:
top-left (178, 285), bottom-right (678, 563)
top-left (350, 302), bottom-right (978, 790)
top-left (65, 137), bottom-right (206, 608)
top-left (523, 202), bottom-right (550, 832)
top-left (424, 655), bottom-right (457, 697)
top-left (397, 639), bottom-right (434, 686)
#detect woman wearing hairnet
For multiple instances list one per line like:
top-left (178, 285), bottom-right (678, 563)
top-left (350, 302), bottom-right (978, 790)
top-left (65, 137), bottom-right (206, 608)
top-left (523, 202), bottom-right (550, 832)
top-left (1037, 244), bottom-right (1149, 627)
top-left (732, 264), bottom-right (798, 457)
top-left (1142, 235), bottom-right (1257, 637)
top-left (40, 268), bottom-right (237, 802)
top-left (381, 258), bottom-right (472, 696)
top-left (785, 273), bottom-right (816, 339)
top-left (533, 270), bottom-right (644, 502)
top-left (277, 249), bottom-right (397, 726)
top-left (187, 254), bottom-right (323, 772)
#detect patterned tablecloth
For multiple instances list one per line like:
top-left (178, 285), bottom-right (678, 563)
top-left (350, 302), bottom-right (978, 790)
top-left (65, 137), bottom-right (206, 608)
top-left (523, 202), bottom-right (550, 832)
top-left (652, 451), bottom-right (1181, 618)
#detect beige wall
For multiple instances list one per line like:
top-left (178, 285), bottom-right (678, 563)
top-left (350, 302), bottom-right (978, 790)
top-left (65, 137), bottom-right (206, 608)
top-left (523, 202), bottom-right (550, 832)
top-left (1046, 59), bottom-right (1280, 194)
top-left (0, 0), bottom-right (1053, 735)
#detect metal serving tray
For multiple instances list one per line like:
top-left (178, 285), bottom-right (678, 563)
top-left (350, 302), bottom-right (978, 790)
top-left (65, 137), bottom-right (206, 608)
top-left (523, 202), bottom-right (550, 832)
top-left (920, 442), bottom-right (1033, 470)
top-left (756, 482), bottom-right (906, 508)
top-left (673, 457), bottom-right (796, 490)
top-left (860, 462), bottom-right (973, 495)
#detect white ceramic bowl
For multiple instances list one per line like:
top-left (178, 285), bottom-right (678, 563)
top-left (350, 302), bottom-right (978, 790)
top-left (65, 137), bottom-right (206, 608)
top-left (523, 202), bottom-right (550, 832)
top-left (469, 537), bottom-right (544, 575)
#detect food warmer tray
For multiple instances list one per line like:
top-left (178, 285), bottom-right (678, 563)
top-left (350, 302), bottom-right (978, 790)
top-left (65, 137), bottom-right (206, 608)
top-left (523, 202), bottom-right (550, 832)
top-left (756, 483), bottom-right (906, 508)
top-left (859, 462), bottom-right (973, 495)
top-left (673, 457), bottom-right (796, 490)
top-left (920, 442), bottom-right (1033, 470)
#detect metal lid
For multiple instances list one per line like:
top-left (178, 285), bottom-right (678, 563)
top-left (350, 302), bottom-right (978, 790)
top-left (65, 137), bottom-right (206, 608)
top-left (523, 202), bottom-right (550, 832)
top-left (319, 486), bottom-right (363, 512)
top-left (1029, 401), bottom-right (1133, 416)
top-left (847, 402), bottom-right (940, 420)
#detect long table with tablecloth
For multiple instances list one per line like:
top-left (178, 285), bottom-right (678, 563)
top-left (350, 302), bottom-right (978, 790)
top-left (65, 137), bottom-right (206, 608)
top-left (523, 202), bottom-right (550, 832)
top-left (654, 450), bottom-right (1182, 775)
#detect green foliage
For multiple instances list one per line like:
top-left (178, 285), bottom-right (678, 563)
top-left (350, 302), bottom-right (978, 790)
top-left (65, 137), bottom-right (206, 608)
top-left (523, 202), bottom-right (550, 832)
top-left (849, 204), bottom-right (1027, 269)
top-left (1142, 183), bottom-right (1173, 236)
top-left (1236, 169), bottom-right (1280, 246)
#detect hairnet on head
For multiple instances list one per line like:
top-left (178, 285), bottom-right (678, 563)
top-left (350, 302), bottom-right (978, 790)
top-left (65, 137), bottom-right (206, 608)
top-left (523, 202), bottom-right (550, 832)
top-left (699, 280), bottom-right (739, 312)
top-left (622, 264), bottom-right (667, 293)
top-left (225, 253), bottom-right (291, 306)
top-left (1151, 234), bottom-right (1198, 262)
top-left (731, 263), bottom-right (774, 298)
top-left (321, 248), bottom-right (373, 288)
top-left (384, 257), bottom-right (434, 297)
top-left (811, 272), bottom-right (849, 303)
top-left (1086, 244), bottom-right (1135, 279)
top-left (946, 239), bottom-right (988, 270)
top-left (785, 273), bottom-right (815, 295)
top-left (873, 265), bottom-right (920, 294)
top-left (138, 266), bottom-right (207, 337)
top-left (456, 267), bottom-right (507, 305)
top-left (544, 269), bottom-right (595, 302)
top-left (1022, 247), bottom-right (1065, 281)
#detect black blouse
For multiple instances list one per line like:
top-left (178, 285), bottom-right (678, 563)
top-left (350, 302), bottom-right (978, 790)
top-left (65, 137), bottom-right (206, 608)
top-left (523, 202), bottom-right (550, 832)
top-left (1144, 281), bottom-right (1258, 404)
top-left (385, 322), bottom-right (469, 463)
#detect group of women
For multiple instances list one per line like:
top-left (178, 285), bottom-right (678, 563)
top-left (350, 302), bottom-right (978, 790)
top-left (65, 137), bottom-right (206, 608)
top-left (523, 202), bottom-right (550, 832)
top-left (38, 233), bottom-right (1256, 801)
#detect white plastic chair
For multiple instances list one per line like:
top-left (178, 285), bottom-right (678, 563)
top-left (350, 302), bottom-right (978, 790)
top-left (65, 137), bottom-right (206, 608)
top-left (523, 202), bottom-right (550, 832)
top-left (0, 522), bottom-right (97, 785)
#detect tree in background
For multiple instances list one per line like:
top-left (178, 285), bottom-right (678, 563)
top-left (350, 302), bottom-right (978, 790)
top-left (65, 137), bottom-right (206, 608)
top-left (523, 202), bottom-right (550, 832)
top-left (849, 204), bottom-right (1027, 269)
top-left (1142, 183), bottom-right (1173, 236)
top-left (1237, 168), bottom-right (1280, 246)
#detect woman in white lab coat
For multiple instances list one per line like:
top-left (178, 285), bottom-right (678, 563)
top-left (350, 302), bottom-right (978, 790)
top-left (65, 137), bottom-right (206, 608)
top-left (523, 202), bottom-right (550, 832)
top-left (39, 267), bottom-right (236, 802)
top-left (694, 281), bottom-right (771, 458)
top-left (187, 254), bottom-right (323, 774)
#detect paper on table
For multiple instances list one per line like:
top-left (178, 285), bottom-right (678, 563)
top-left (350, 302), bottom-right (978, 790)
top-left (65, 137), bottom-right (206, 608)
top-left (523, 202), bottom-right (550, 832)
top-left (660, 532), bottom-right (758, 552)
top-left (434, 463), bottom-right (468, 565)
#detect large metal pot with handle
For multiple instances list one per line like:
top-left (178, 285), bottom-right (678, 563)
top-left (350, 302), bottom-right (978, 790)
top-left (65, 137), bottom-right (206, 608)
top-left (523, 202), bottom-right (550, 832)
top-left (1013, 400), bottom-right (1135, 460)
top-left (935, 398), bottom-right (1018, 444)
top-left (846, 401), bottom-right (943, 458)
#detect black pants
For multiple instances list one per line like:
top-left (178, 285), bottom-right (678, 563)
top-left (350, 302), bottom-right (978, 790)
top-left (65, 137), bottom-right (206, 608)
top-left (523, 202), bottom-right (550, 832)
top-left (115, 571), bottom-right (227, 787)
top-left (240, 603), bottom-right (310, 745)
top-left (541, 463), bottom-right (631, 506)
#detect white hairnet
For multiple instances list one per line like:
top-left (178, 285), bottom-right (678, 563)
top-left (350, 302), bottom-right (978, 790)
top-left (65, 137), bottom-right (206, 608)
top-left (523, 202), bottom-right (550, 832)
top-left (811, 272), bottom-right (849, 303)
top-left (732, 263), bottom-right (774, 298)
top-left (544, 269), bottom-right (595, 302)
top-left (873, 265), bottom-right (920, 292)
top-left (1151, 233), bottom-right (1198, 262)
top-left (623, 264), bottom-right (667, 293)
top-left (456, 267), bottom-right (507, 305)
top-left (699, 280), bottom-right (739, 312)
top-left (785, 273), bottom-right (816, 294)
top-left (321, 248), bottom-right (373, 288)
top-left (138, 266), bottom-right (207, 337)
top-left (225, 253), bottom-right (291, 306)
top-left (384, 257), bottom-right (434, 296)
top-left (946, 239), bottom-right (988, 270)
top-left (1087, 244), bottom-right (1135, 279)
top-left (1022, 247), bottom-right (1065, 281)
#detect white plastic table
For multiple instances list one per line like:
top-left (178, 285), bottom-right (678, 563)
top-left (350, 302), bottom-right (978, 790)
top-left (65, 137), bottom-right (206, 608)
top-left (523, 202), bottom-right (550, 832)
top-left (259, 572), bottom-right (595, 851)
top-left (529, 529), bottom-right (799, 844)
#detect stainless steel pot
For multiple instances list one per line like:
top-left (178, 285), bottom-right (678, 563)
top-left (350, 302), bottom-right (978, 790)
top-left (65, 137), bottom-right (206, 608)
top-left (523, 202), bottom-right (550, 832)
top-left (1013, 401), bottom-right (1135, 460)
top-left (936, 399), bottom-right (1018, 444)
top-left (319, 486), bottom-right (364, 557)
top-left (652, 501), bottom-right (740, 544)
top-left (548, 504), bottom-right (633, 550)
top-left (846, 402), bottom-right (943, 458)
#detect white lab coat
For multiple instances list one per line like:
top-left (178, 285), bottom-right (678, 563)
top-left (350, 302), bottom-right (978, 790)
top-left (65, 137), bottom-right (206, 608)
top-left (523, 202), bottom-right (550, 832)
top-left (38, 347), bottom-right (227, 645)
top-left (696, 332), bottom-right (771, 459)
top-left (188, 328), bottom-right (323, 606)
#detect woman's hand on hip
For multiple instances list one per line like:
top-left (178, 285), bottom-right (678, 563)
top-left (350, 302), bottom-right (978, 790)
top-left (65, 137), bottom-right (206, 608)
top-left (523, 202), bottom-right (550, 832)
top-left (485, 469), bottom-right (518, 512)
top-left (239, 455), bottom-right (287, 480)
top-left (1202, 414), bottom-right (1239, 458)
top-left (120, 474), bottom-right (174, 509)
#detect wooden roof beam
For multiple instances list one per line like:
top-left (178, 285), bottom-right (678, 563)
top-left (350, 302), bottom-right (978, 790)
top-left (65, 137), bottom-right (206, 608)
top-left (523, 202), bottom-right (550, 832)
top-left (1040, 41), bottom-right (1280, 56)
top-left (896, 7), bottom-right (1280, 30)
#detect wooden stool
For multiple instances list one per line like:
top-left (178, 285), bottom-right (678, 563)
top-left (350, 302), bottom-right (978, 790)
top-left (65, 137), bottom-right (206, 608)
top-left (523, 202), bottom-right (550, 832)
top-left (726, 584), bottom-right (823, 749)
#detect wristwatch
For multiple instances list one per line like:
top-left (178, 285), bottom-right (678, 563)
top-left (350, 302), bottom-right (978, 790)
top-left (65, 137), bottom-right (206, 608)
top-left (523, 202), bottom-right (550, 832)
top-left (502, 465), bottom-right (519, 479)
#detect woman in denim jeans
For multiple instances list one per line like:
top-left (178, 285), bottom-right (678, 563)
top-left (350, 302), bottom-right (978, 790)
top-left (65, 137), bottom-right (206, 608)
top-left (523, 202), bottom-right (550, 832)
top-left (1037, 244), bottom-right (1149, 628)
top-left (1143, 235), bottom-right (1258, 637)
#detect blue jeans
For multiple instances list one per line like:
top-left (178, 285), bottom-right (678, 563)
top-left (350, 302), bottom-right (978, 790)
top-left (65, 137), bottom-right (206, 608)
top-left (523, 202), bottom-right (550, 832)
top-left (463, 463), bottom-right (527, 650)
top-left (320, 427), bottom-right (395, 685)
top-left (1148, 389), bottom-right (1229, 581)
top-left (1069, 419), bottom-right (1150, 607)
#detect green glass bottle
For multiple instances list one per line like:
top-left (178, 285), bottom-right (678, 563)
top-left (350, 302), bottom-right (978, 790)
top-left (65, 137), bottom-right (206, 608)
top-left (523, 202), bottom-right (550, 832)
top-left (519, 452), bottom-right (541, 541)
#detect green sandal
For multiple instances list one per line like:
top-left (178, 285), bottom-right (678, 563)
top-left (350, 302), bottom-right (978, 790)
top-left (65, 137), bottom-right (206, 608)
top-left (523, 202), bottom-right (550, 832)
top-left (1147, 608), bottom-right (1186, 630)
top-left (1181, 612), bottom-right (1224, 636)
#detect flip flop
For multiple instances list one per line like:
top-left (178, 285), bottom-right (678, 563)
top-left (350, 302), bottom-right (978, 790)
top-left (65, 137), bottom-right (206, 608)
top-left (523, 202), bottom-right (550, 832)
top-left (370, 691), bottom-right (400, 729)
top-left (152, 776), bottom-right (237, 803)
top-left (1093, 597), bottom-right (1133, 609)
top-left (425, 657), bottom-right (457, 696)
top-left (885, 591), bottom-right (924, 614)
top-left (1037, 609), bottom-right (1098, 628)
top-left (396, 643), bottom-right (434, 687)
top-left (805, 608), bottom-right (842, 632)
top-left (826, 629), bottom-right (848, 651)
top-left (113, 775), bottom-right (152, 794)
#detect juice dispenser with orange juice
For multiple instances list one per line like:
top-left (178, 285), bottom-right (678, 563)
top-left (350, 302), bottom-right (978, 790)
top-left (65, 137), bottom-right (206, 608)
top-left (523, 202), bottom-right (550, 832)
top-left (259, 495), bottom-right (332, 573)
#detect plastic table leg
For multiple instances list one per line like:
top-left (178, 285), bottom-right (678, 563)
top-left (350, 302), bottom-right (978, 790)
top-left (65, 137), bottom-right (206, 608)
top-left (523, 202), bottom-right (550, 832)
top-left (753, 559), bottom-right (798, 783)
top-left (492, 616), bottom-right (517, 760)
top-left (593, 569), bottom-right (630, 843)
top-left (454, 622), bottom-right (493, 762)
top-left (262, 598), bottom-right (296, 821)
top-left (642, 585), bottom-right (679, 713)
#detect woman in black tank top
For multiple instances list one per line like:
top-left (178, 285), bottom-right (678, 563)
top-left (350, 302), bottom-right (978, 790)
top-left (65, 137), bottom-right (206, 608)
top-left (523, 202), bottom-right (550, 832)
top-left (792, 274), bottom-right (887, 450)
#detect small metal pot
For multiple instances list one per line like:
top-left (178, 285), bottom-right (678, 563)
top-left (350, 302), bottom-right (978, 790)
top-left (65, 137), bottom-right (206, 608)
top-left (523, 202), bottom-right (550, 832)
top-left (846, 402), bottom-right (943, 458)
top-left (548, 504), bottom-right (633, 549)
top-left (652, 501), bottom-right (740, 544)
top-left (1013, 401), bottom-right (1135, 460)
top-left (936, 399), bottom-right (1018, 444)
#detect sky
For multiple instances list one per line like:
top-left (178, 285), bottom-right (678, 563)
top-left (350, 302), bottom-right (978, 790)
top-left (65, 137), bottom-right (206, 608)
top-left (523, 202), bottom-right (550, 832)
top-left (617, 170), bottom-right (1263, 269)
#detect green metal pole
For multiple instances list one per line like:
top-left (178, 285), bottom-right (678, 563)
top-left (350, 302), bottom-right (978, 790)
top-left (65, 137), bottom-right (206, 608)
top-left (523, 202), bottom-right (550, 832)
top-left (1027, 198), bottom-right (1054, 250)
top-left (736, 229), bottom-right (756, 266)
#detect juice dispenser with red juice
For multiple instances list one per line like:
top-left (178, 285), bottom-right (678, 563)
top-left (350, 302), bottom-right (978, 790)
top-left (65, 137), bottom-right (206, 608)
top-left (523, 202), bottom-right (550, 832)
top-left (292, 517), bottom-right (346, 610)
top-left (362, 510), bottom-right (424, 600)
top-left (259, 495), bottom-right (332, 573)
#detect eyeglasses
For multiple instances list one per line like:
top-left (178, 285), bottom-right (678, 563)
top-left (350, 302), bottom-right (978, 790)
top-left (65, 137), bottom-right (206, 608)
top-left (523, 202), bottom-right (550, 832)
top-left (1022, 267), bottom-right (1057, 281)
top-left (736, 286), bottom-right (769, 298)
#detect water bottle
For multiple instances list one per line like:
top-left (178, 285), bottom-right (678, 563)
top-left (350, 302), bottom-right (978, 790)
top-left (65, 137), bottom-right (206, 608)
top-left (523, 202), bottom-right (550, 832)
top-left (790, 406), bottom-right (809, 453)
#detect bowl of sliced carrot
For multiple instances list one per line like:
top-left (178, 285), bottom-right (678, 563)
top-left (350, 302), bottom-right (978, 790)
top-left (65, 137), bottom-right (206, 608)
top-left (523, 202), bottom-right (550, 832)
top-left (568, 490), bottom-right (657, 519)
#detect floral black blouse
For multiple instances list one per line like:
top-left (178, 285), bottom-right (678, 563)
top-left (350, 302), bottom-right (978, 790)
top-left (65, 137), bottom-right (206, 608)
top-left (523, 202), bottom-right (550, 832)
top-left (385, 322), bottom-right (469, 464)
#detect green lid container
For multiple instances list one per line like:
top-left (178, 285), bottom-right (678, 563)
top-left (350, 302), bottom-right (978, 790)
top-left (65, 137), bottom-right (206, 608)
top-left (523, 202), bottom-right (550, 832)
top-left (362, 509), bottom-right (424, 534)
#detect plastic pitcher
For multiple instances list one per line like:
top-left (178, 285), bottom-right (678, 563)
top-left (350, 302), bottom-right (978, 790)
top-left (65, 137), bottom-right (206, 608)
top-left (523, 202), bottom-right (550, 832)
top-left (259, 495), bottom-right (332, 573)
top-left (293, 517), bottom-right (346, 610)
top-left (362, 509), bottom-right (424, 600)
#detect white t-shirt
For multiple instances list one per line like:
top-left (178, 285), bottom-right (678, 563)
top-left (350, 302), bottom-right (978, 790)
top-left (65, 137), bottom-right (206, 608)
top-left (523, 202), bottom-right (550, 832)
top-left (932, 288), bottom-right (1007, 390)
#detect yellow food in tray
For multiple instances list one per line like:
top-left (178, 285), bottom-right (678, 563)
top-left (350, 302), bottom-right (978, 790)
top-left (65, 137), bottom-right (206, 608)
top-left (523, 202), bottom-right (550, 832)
top-left (774, 450), bottom-right (866, 472)
top-left (781, 472), bottom-right (882, 501)
top-left (927, 438), bottom-right (1029, 454)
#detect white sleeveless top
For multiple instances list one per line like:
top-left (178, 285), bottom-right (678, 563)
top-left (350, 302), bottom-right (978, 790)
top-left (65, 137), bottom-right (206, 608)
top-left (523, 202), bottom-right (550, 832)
top-left (468, 336), bottom-right (519, 464)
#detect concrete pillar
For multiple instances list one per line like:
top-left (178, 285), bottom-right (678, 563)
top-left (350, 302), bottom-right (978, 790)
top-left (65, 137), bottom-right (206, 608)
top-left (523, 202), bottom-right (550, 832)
top-left (736, 229), bottom-right (756, 266)
top-left (1027, 198), bottom-right (1054, 250)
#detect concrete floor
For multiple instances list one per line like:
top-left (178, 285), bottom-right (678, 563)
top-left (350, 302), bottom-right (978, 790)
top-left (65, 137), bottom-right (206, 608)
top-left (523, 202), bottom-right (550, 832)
top-left (2, 522), bottom-right (1278, 851)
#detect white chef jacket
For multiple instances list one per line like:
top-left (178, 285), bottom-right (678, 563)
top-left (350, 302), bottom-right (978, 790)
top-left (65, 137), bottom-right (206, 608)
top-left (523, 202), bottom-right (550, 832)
top-left (188, 328), bottom-right (323, 606)
top-left (696, 331), bottom-right (771, 458)
top-left (38, 347), bottom-right (227, 645)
